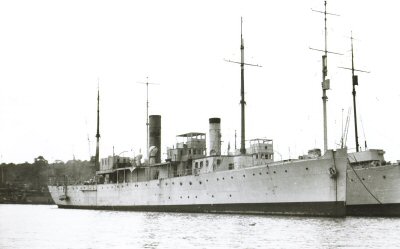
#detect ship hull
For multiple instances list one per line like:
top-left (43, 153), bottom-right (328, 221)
top-left (57, 201), bottom-right (345, 217)
top-left (346, 203), bottom-right (400, 217)
top-left (346, 164), bottom-right (400, 216)
top-left (49, 149), bottom-right (348, 217)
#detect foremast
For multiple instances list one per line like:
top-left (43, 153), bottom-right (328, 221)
top-left (321, 0), bottom-right (329, 154)
top-left (310, 1), bottom-right (342, 153)
top-left (239, 18), bottom-right (246, 155)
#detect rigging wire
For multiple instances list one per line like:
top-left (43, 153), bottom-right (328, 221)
top-left (348, 154), bottom-right (382, 204)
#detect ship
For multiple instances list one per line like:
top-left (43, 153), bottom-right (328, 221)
top-left (347, 150), bottom-right (400, 216)
top-left (309, 1), bottom-right (400, 217)
top-left (338, 34), bottom-right (400, 217)
top-left (48, 18), bottom-right (350, 217)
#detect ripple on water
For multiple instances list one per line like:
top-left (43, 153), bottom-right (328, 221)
top-left (0, 205), bottom-right (399, 249)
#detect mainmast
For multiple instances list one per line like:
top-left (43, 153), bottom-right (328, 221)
top-left (225, 17), bottom-right (261, 155)
top-left (339, 32), bottom-right (370, 152)
top-left (350, 35), bottom-right (359, 152)
top-left (311, 1), bottom-right (341, 153)
top-left (95, 84), bottom-right (100, 171)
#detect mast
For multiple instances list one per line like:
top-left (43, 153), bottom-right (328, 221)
top-left (339, 32), bottom-right (370, 152)
top-left (146, 78), bottom-right (149, 158)
top-left (137, 77), bottom-right (159, 159)
top-left (234, 129), bottom-right (237, 150)
top-left (95, 84), bottom-right (100, 171)
top-left (225, 17), bottom-right (261, 155)
top-left (350, 34), bottom-right (359, 152)
top-left (322, 0), bottom-right (328, 153)
top-left (240, 17), bottom-right (246, 155)
top-left (310, 1), bottom-right (341, 153)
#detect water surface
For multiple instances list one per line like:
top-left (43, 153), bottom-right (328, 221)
top-left (0, 205), bottom-right (399, 248)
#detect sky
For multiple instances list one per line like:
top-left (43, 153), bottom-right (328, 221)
top-left (0, 0), bottom-right (399, 164)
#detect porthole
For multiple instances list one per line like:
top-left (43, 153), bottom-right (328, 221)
top-left (180, 182), bottom-right (183, 186)
top-left (189, 182), bottom-right (192, 185)
top-left (243, 174), bottom-right (246, 178)
top-left (383, 175), bottom-right (386, 179)
top-left (231, 176), bottom-right (234, 179)
top-left (217, 178), bottom-right (219, 181)
top-left (273, 171), bottom-right (276, 174)
top-left (199, 181), bottom-right (202, 184)
top-left (259, 172), bottom-right (262, 175)
top-left (212, 195), bottom-right (214, 198)
top-left (306, 167), bottom-right (309, 170)
top-left (253, 173), bottom-right (255, 176)
top-left (222, 177), bottom-right (225, 180)
top-left (285, 170), bottom-right (287, 173)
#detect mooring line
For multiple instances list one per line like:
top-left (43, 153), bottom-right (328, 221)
top-left (348, 155), bottom-right (382, 204)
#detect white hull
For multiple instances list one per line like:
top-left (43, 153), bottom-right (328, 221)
top-left (346, 164), bottom-right (400, 216)
top-left (49, 149), bottom-right (348, 216)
